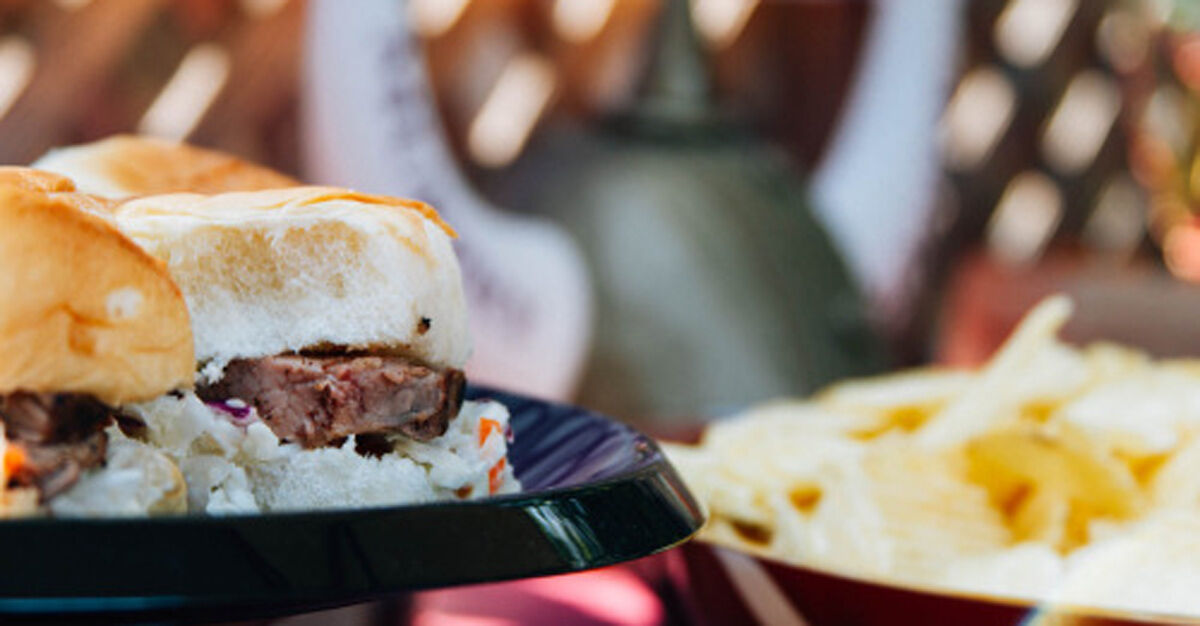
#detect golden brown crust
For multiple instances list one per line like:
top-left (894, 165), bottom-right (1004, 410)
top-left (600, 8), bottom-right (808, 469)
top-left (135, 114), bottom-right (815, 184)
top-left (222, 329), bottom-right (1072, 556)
top-left (0, 185), bottom-right (194, 405)
top-left (298, 188), bottom-right (457, 239)
top-left (62, 193), bottom-right (119, 218)
top-left (0, 167), bottom-right (75, 193)
top-left (40, 135), bottom-right (299, 195)
top-left (0, 167), bottom-right (115, 219)
top-left (119, 185), bottom-right (458, 238)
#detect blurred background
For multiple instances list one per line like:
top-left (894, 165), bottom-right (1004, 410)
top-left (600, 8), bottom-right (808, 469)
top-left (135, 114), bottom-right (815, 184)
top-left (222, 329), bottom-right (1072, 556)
top-left (4, 0), bottom-right (1200, 623)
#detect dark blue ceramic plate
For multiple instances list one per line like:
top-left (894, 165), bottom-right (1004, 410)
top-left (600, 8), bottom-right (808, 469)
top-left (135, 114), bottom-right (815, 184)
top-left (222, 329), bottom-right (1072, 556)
top-left (0, 387), bottom-right (704, 622)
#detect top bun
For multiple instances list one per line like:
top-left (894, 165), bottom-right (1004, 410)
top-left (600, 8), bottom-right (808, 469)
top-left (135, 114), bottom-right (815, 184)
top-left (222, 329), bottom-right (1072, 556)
top-left (0, 183), bottom-right (195, 405)
top-left (0, 167), bottom-right (114, 218)
top-left (33, 135), bottom-right (298, 197)
top-left (115, 187), bottom-right (471, 373)
top-left (0, 166), bottom-right (76, 193)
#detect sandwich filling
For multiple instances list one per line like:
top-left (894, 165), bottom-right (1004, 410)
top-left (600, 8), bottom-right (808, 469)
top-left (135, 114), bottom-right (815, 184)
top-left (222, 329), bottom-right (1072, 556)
top-left (196, 354), bottom-right (466, 448)
top-left (0, 392), bottom-right (112, 500)
top-left (123, 386), bottom-right (516, 513)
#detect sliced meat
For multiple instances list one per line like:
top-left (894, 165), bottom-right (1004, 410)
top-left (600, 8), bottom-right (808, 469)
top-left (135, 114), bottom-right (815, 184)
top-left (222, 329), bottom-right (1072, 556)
top-left (198, 354), bottom-right (466, 447)
top-left (0, 392), bottom-right (113, 500)
top-left (11, 429), bottom-right (108, 499)
top-left (2, 392), bottom-right (112, 443)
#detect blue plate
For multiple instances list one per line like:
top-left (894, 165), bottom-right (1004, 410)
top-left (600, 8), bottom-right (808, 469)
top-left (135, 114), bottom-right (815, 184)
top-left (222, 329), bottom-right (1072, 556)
top-left (0, 386), bottom-right (704, 621)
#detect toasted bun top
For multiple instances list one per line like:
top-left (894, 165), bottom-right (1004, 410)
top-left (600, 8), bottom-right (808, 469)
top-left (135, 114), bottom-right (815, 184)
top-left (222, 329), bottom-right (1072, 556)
top-left (0, 167), bottom-right (76, 193)
top-left (32, 135), bottom-right (299, 197)
top-left (0, 167), bottom-right (117, 219)
top-left (0, 185), bottom-right (195, 405)
top-left (115, 187), bottom-right (470, 372)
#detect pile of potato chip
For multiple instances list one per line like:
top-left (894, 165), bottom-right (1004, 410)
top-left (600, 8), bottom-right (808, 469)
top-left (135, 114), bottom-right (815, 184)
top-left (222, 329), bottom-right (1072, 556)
top-left (665, 296), bottom-right (1200, 617)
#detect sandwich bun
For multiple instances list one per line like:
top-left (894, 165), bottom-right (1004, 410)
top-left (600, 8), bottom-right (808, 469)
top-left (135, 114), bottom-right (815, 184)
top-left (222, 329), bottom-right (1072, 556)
top-left (115, 187), bottom-right (470, 375)
top-left (0, 184), bottom-right (194, 405)
top-left (33, 134), bottom-right (298, 197)
top-left (0, 166), bottom-right (114, 218)
top-left (0, 166), bottom-right (76, 192)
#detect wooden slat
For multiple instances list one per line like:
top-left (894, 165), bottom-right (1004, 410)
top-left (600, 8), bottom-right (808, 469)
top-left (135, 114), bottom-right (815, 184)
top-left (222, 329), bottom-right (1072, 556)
top-left (0, 0), bottom-right (164, 164)
top-left (188, 0), bottom-right (303, 163)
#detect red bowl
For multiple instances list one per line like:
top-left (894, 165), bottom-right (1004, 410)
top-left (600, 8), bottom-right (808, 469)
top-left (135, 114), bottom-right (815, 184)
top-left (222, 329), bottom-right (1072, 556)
top-left (669, 541), bottom-right (1198, 626)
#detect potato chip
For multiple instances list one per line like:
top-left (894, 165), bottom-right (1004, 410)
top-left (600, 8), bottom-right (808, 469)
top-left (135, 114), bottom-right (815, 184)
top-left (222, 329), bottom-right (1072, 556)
top-left (1054, 512), bottom-right (1200, 616)
top-left (1012, 489), bottom-right (1072, 548)
top-left (1080, 342), bottom-right (1151, 380)
top-left (934, 543), bottom-right (1064, 601)
top-left (918, 296), bottom-right (1074, 448)
top-left (965, 424), bottom-right (1141, 551)
top-left (816, 369), bottom-right (976, 440)
top-left (818, 368), bottom-right (974, 414)
top-left (792, 447), bottom-right (1009, 583)
top-left (1149, 434), bottom-right (1200, 510)
top-left (1058, 369), bottom-right (1200, 457)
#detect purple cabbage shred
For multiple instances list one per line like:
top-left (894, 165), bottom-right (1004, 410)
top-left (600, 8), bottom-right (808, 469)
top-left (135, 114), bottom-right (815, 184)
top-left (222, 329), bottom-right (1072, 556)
top-left (205, 400), bottom-right (256, 426)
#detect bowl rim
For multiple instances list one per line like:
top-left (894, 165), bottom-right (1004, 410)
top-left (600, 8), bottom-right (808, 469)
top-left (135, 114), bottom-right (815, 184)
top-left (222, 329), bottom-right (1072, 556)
top-left (692, 536), bottom-right (1200, 625)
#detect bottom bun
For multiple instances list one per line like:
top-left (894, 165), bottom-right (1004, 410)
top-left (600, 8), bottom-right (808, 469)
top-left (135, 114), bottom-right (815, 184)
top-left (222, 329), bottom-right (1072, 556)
top-left (48, 434), bottom-right (188, 516)
top-left (126, 393), bottom-right (518, 514)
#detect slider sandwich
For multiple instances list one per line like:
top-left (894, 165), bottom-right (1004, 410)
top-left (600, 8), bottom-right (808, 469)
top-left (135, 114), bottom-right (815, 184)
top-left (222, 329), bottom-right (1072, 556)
top-left (0, 168), bottom-right (192, 516)
top-left (112, 187), bottom-right (517, 513)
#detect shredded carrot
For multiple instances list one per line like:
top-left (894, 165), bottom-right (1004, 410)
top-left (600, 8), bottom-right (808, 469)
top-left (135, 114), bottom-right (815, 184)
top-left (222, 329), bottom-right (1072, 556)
top-left (4, 444), bottom-right (25, 478)
top-left (488, 458), bottom-right (506, 494)
top-left (478, 418), bottom-right (501, 448)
